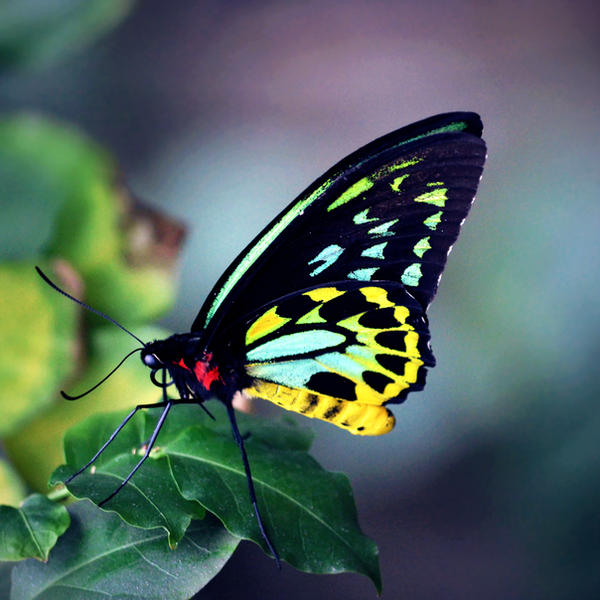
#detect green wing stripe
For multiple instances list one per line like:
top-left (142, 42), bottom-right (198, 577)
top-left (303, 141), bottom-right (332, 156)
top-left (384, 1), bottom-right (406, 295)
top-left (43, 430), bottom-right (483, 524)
top-left (327, 177), bottom-right (374, 211)
top-left (203, 178), bottom-right (335, 327)
top-left (400, 121), bottom-right (469, 145)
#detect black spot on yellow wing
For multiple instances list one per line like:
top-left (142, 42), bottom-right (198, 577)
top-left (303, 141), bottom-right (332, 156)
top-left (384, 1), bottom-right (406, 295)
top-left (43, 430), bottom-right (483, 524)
top-left (374, 330), bottom-right (411, 352)
top-left (362, 370), bottom-right (395, 394)
top-left (323, 402), bottom-right (343, 420)
top-left (318, 289), bottom-right (374, 322)
top-left (375, 353), bottom-right (410, 373)
top-left (307, 372), bottom-right (357, 401)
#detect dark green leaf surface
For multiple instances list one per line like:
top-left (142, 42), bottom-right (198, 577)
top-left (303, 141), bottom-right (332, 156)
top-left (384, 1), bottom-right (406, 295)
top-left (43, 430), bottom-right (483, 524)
top-left (50, 406), bottom-right (310, 548)
top-left (10, 500), bottom-right (238, 600)
top-left (0, 495), bottom-right (69, 562)
top-left (160, 403), bottom-right (315, 452)
top-left (166, 425), bottom-right (381, 591)
top-left (51, 411), bottom-right (205, 548)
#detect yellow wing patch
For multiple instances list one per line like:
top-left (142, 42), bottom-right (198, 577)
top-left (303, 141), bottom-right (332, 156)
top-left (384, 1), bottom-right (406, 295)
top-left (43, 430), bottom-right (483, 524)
top-left (246, 305), bottom-right (291, 345)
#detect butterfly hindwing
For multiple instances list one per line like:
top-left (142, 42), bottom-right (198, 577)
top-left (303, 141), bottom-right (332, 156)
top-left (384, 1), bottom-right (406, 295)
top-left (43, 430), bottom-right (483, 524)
top-left (193, 112), bottom-right (486, 337)
top-left (241, 282), bottom-right (435, 435)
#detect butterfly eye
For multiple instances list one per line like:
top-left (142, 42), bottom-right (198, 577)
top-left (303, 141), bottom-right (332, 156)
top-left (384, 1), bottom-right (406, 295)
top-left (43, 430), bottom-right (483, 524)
top-left (142, 352), bottom-right (162, 369)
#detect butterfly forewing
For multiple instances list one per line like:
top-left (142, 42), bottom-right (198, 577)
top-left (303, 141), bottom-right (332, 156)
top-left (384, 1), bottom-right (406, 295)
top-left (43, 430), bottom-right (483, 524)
top-left (254, 136), bottom-right (486, 310)
top-left (241, 282), bottom-right (434, 435)
top-left (193, 113), bottom-right (485, 335)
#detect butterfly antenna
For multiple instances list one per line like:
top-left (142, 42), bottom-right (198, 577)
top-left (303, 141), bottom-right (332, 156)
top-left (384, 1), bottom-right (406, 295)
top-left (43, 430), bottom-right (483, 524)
top-left (35, 266), bottom-right (146, 346)
top-left (61, 348), bottom-right (143, 400)
top-left (224, 400), bottom-right (282, 569)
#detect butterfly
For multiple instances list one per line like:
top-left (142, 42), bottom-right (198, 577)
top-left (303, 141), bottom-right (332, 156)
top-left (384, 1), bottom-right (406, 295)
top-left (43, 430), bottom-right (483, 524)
top-left (38, 111), bottom-right (486, 567)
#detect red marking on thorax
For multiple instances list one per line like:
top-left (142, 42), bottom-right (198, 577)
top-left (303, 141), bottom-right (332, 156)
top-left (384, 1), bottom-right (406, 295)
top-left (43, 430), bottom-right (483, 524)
top-left (176, 358), bottom-right (191, 372)
top-left (175, 354), bottom-right (221, 390)
top-left (193, 360), bottom-right (222, 390)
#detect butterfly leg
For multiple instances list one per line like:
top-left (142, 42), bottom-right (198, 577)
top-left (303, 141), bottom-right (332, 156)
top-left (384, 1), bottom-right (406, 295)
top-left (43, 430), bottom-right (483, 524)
top-left (65, 399), bottom-right (171, 485)
top-left (224, 400), bottom-right (281, 569)
top-left (98, 400), bottom-right (173, 506)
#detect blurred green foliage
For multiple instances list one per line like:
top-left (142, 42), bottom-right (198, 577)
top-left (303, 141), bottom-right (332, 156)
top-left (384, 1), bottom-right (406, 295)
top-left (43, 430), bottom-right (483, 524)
top-left (0, 0), bottom-right (136, 70)
top-left (0, 260), bottom-right (77, 439)
top-left (0, 115), bottom-right (181, 499)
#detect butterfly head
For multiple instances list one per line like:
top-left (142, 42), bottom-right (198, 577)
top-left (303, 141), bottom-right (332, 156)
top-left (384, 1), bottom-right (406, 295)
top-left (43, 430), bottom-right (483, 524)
top-left (141, 334), bottom-right (198, 366)
top-left (141, 334), bottom-right (222, 397)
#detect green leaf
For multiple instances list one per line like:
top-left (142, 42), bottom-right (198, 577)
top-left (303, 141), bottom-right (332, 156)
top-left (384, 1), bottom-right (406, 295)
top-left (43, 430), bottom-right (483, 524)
top-left (0, 494), bottom-right (69, 561)
top-left (49, 404), bottom-right (311, 547)
top-left (50, 406), bottom-right (381, 592)
top-left (0, 261), bottom-right (77, 437)
top-left (167, 425), bottom-right (382, 592)
top-left (51, 411), bottom-right (205, 548)
top-left (10, 500), bottom-right (239, 600)
top-left (0, 0), bottom-right (136, 70)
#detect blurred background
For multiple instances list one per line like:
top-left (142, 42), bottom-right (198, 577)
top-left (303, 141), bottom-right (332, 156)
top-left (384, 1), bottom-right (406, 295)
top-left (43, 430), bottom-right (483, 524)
top-left (1, 0), bottom-right (599, 598)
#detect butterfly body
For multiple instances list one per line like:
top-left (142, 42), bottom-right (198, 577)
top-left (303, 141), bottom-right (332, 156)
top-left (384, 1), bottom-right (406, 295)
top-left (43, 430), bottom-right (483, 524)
top-left (141, 335), bottom-right (249, 403)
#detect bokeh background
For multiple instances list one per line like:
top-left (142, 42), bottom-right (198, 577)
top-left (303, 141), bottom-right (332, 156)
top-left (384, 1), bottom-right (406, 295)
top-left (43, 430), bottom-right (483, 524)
top-left (1, 1), bottom-right (599, 598)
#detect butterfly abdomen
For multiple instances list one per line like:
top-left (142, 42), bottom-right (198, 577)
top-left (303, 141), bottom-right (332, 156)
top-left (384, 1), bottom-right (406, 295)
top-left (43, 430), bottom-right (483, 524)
top-left (245, 380), bottom-right (396, 435)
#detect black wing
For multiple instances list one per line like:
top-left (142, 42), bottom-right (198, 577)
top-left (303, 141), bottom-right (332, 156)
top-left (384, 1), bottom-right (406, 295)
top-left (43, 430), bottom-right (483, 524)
top-left (194, 112), bottom-right (486, 342)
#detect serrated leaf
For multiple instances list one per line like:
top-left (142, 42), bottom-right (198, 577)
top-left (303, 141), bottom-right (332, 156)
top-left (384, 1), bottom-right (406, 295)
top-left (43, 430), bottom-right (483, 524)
top-left (0, 494), bottom-right (69, 561)
top-left (48, 404), bottom-right (311, 547)
top-left (10, 500), bottom-right (239, 600)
